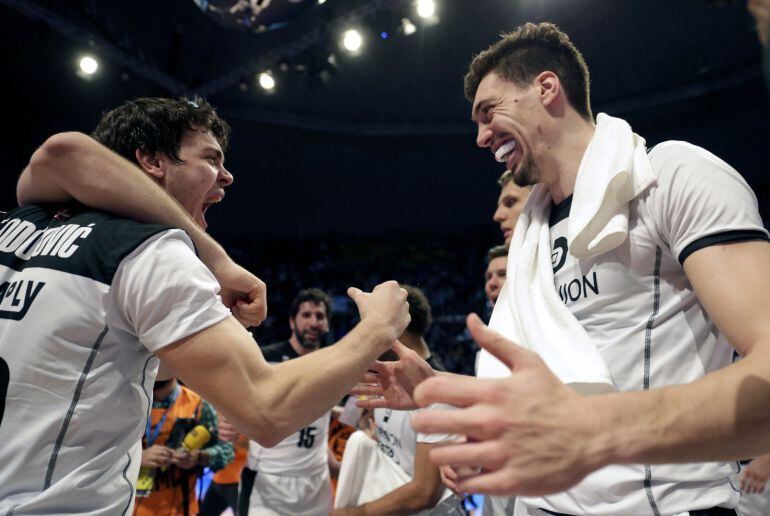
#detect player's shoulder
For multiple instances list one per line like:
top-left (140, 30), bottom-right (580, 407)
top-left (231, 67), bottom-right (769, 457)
top-left (4, 203), bottom-right (173, 244)
top-left (647, 140), bottom-right (735, 177)
top-left (0, 203), bottom-right (178, 285)
top-left (647, 140), bottom-right (706, 161)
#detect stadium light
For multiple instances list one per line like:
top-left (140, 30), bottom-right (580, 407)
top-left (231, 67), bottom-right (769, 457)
top-left (258, 72), bottom-right (275, 90)
top-left (79, 56), bottom-right (98, 75)
top-left (342, 29), bottom-right (363, 53)
top-left (416, 0), bottom-right (435, 19)
top-left (401, 18), bottom-right (417, 36)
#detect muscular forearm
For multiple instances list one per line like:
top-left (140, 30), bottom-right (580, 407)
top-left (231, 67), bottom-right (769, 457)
top-left (19, 132), bottom-right (230, 270)
top-left (165, 317), bottom-right (398, 448)
top-left (252, 320), bottom-right (396, 445)
top-left (591, 346), bottom-right (770, 467)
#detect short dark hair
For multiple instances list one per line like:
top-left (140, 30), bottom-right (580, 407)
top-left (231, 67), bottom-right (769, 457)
top-left (487, 245), bottom-right (508, 262)
top-left (400, 284), bottom-right (432, 337)
top-left (464, 22), bottom-right (592, 120)
top-left (91, 96), bottom-right (231, 166)
top-left (289, 288), bottom-right (332, 319)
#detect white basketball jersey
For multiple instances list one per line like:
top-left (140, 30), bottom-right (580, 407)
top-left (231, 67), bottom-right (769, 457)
top-left (487, 141), bottom-right (767, 515)
top-left (373, 405), bottom-right (454, 478)
top-left (0, 205), bottom-right (230, 515)
top-left (248, 411), bottom-right (331, 477)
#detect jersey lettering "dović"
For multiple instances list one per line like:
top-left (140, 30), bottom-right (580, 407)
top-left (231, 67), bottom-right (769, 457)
top-left (0, 217), bottom-right (95, 260)
top-left (0, 214), bottom-right (96, 319)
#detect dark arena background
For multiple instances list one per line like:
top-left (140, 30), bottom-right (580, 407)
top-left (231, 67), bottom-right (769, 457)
top-left (1, 0), bottom-right (768, 375)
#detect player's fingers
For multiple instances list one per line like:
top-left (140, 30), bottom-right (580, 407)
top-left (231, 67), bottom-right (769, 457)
top-left (467, 313), bottom-right (534, 370)
top-left (456, 468), bottom-right (521, 497)
top-left (355, 397), bottom-right (392, 409)
top-left (412, 405), bottom-right (499, 440)
top-left (413, 374), bottom-right (492, 408)
top-left (350, 384), bottom-right (384, 397)
top-left (358, 372), bottom-right (380, 384)
top-left (429, 440), bottom-right (507, 470)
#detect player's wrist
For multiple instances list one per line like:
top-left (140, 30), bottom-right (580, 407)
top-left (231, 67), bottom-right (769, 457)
top-left (196, 239), bottom-right (231, 277)
top-left (578, 394), bottom-right (633, 470)
top-left (359, 317), bottom-right (399, 349)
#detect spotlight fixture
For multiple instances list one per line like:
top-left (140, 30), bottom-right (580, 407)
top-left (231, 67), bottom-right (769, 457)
top-left (416, 0), bottom-right (435, 19)
top-left (342, 29), bottom-right (363, 53)
top-left (79, 56), bottom-right (98, 75)
top-left (258, 71), bottom-right (275, 90)
top-left (401, 18), bottom-right (417, 36)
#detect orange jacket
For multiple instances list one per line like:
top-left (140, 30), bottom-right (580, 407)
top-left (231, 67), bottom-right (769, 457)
top-left (134, 386), bottom-right (203, 516)
top-left (212, 437), bottom-right (248, 485)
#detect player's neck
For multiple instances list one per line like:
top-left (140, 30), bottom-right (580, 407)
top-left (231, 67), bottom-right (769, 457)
top-left (542, 113), bottom-right (596, 204)
top-left (399, 333), bottom-right (431, 360)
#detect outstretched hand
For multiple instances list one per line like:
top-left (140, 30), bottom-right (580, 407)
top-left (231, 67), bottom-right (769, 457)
top-left (411, 313), bottom-right (601, 497)
top-left (214, 259), bottom-right (268, 328)
top-left (350, 340), bottom-right (438, 411)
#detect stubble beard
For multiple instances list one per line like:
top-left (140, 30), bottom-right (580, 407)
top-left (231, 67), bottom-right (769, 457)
top-left (295, 328), bottom-right (325, 350)
top-left (512, 153), bottom-right (540, 187)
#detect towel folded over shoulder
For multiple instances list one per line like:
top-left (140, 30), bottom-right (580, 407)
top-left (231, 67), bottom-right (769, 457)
top-left (477, 114), bottom-right (656, 394)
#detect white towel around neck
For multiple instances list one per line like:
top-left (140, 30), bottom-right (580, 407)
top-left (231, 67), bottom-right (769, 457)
top-left (476, 114), bottom-right (656, 394)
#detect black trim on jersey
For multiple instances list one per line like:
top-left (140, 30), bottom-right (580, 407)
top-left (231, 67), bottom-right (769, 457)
top-left (0, 204), bottom-right (173, 285)
top-left (259, 340), bottom-right (299, 362)
top-left (238, 467), bottom-right (257, 516)
top-left (120, 451), bottom-right (134, 516)
top-left (44, 325), bottom-right (109, 489)
top-left (678, 230), bottom-right (769, 265)
top-left (140, 355), bottom-right (154, 444)
top-left (549, 195), bottom-right (573, 227)
top-left (642, 246), bottom-right (663, 516)
top-left (4, 506), bottom-right (19, 516)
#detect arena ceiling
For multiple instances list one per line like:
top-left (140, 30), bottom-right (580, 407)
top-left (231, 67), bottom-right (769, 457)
top-left (1, 0), bottom-right (768, 237)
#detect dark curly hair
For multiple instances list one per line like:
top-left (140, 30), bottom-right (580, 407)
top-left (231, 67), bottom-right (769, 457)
top-left (401, 284), bottom-right (432, 337)
top-left (464, 22), bottom-right (592, 120)
top-left (91, 96), bottom-right (230, 166)
top-left (289, 288), bottom-right (332, 319)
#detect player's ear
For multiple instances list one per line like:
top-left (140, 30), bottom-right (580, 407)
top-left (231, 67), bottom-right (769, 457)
top-left (135, 148), bottom-right (167, 183)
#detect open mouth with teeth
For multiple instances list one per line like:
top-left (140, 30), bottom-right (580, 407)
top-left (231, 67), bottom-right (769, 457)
top-left (495, 139), bottom-right (517, 164)
top-left (199, 196), bottom-right (223, 229)
top-left (495, 138), bottom-right (522, 172)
